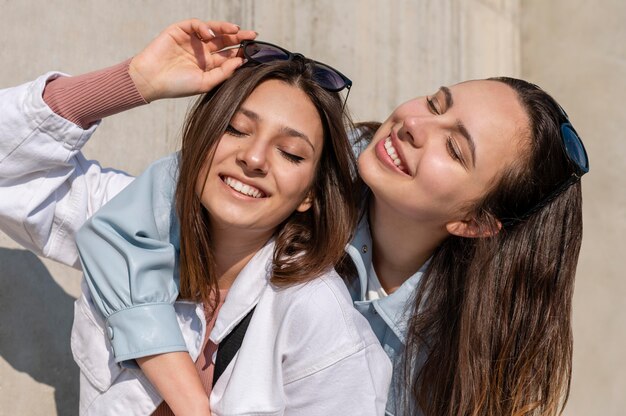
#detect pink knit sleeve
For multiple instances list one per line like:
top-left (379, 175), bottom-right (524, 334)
top-left (43, 59), bottom-right (147, 129)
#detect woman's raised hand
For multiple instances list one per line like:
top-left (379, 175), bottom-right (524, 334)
top-left (129, 19), bottom-right (257, 102)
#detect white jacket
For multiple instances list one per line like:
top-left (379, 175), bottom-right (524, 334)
top-left (73, 239), bottom-right (391, 415)
top-left (0, 74), bottom-right (391, 415)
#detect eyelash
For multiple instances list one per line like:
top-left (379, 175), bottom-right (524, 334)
top-left (279, 150), bottom-right (304, 164)
top-left (226, 125), bottom-right (304, 165)
top-left (446, 137), bottom-right (462, 162)
top-left (225, 124), bottom-right (246, 137)
top-left (426, 96), bottom-right (440, 115)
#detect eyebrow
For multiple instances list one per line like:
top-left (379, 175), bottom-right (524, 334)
top-left (439, 86), bottom-right (476, 168)
top-left (238, 107), bottom-right (315, 151)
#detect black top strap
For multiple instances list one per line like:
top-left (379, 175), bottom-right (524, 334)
top-left (212, 306), bottom-right (256, 387)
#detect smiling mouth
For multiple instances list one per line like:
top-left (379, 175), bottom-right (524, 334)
top-left (222, 176), bottom-right (266, 198)
top-left (384, 137), bottom-right (407, 172)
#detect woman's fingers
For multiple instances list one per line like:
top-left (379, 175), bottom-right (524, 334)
top-left (200, 57), bottom-right (246, 91)
top-left (204, 20), bottom-right (242, 36)
top-left (179, 19), bottom-right (256, 46)
top-left (209, 47), bottom-right (241, 64)
top-left (207, 31), bottom-right (257, 51)
top-left (130, 19), bottom-right (257, 100)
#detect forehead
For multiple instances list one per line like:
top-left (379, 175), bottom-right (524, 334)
top-left (450, 80), bottom-right (529, 166)
top-left (449, 80), bottom-right (529, 142)
top-left (242, 80), bottom-right (322, 128)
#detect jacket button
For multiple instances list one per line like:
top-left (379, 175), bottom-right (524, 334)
top-left (107, 326), bottom-right (114, 340)
top-left (361, 245), bottom-right (368, 253)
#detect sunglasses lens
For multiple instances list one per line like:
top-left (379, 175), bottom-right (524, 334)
top-left (561, 123), bottom-right (589, 173)
top-left (245, 42), bottom-right (289, 63)
top-left (312, 62), bottom-right (348, 91)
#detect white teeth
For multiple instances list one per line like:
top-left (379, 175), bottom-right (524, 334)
top-left (384, 137), bottom-right (405, 171)
top-left (223, 176), bottom-right (263, 198)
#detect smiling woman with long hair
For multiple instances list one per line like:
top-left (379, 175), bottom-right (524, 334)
top-left (0, 20), bottom-right (390, 415)
top-left (353, 78), bottom-right (584, 415)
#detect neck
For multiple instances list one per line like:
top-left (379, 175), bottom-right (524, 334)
top-left (209, 225), bottom-right (274, 290)
top-left (368, 197), bottom-right (448, 294)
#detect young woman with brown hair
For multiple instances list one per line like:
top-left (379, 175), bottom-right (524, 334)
top-left (0, 19), bottom-right (587, 416)
top-left (0, 20), bottom-right (390, 415)
top-left (353, 77), bottom-right (586, 415)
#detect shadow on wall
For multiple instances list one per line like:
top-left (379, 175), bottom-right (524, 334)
top-left (0, 248), bottom-right (78, 415)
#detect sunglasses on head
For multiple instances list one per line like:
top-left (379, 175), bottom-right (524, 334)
top-left (558, 106), bottom-right (589, 177)
top-left (501, 101), bottom-right (589, 227)
top-left (236, 40), bottom-right (352, 107)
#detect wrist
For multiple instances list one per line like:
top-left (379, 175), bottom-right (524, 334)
top-left (128, 55), bottom-right (157, 102)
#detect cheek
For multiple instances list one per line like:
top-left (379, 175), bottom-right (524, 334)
top-left (410, 156), bottom-right (480, 219)
top-left (416, 154), bottom-right (460, 195)
top-left (274, 164), bottom-right (317, 200)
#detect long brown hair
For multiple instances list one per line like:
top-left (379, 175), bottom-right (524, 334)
top-left (397, 78), bottom-right (583, 415)
top-left (175, 59), bottom-right (358, 310)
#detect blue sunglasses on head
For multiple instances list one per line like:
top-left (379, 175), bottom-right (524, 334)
top-left (560, 119), bottom-right (589, 177)
top-left (501, 102), bottom-right (589, 227)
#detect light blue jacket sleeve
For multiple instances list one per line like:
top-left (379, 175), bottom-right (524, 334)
top-left (76, 153), bottom-right (185, 363)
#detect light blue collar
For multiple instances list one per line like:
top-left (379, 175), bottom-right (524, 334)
top-left (345, 214), bottom-right (429, 344)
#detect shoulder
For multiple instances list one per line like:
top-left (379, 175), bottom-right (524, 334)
top-left (142, 152), bottom-right (180, 180)
top-left (271, 270), bottom-right (382, 381)
top-left (119, 152), bottom-right (180, 211)
top-left (277, 269), bottom-right (355, 326)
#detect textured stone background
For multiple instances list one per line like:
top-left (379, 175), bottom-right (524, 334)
top-left (0, 0), bottom-right (623, 414)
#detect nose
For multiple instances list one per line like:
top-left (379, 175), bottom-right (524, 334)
top-left (236, 138), bottom-right (269, 175)
top-left (397, 116), bottom-right (424, 148)
top-left (397, 113), bottom-right (454, 148)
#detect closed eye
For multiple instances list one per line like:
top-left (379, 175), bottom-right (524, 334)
top-left (225, 124), bottom-right (246, 137)
top-left (426, 96), bottom-right (441, 115)
top-left (279, 149), bottom-right (304, 164)
top-left (446, 137), bottom-right (468, 169)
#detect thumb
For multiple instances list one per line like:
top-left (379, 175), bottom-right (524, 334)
top-left (199, 57), bottom-right (246, 91)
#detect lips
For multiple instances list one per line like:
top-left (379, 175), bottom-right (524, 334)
top-left (375, 130), bottom-right (410, 175)
top-left (221, 175), bottom-right (266, 198)
top-left (383, 137), bottom-right (406, 171)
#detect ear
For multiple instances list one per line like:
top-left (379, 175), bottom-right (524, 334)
top-left (296, 190), bottom-right (314, 213)
top-left (445, 217), bottom-right (502, 238)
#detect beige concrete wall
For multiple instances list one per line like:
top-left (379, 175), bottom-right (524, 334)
top-left (521, 1), bottom-right (626, 415)
top-left (2, 0), bottom-right (622, 414)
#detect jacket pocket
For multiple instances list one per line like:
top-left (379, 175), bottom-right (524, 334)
top-left (71, 295), bottom-right (123, 392)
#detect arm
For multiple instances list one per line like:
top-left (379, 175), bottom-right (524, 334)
top-left (0, 71), bottom-right (136, 267)
top-left (138, 353), bottom-right (211, 415)
top-left (76, 153), bottom-right (210, 415)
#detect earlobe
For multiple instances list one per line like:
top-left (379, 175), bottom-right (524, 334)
top-left (446, 218), bottom-right (502, 238)
top-left (296, 191), bottom-right (314, 213)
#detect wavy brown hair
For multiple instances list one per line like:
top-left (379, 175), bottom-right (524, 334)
top-left (174, 59), bottom-right (358, 310)
top-left (396, 78), bottom-right (583, 415)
